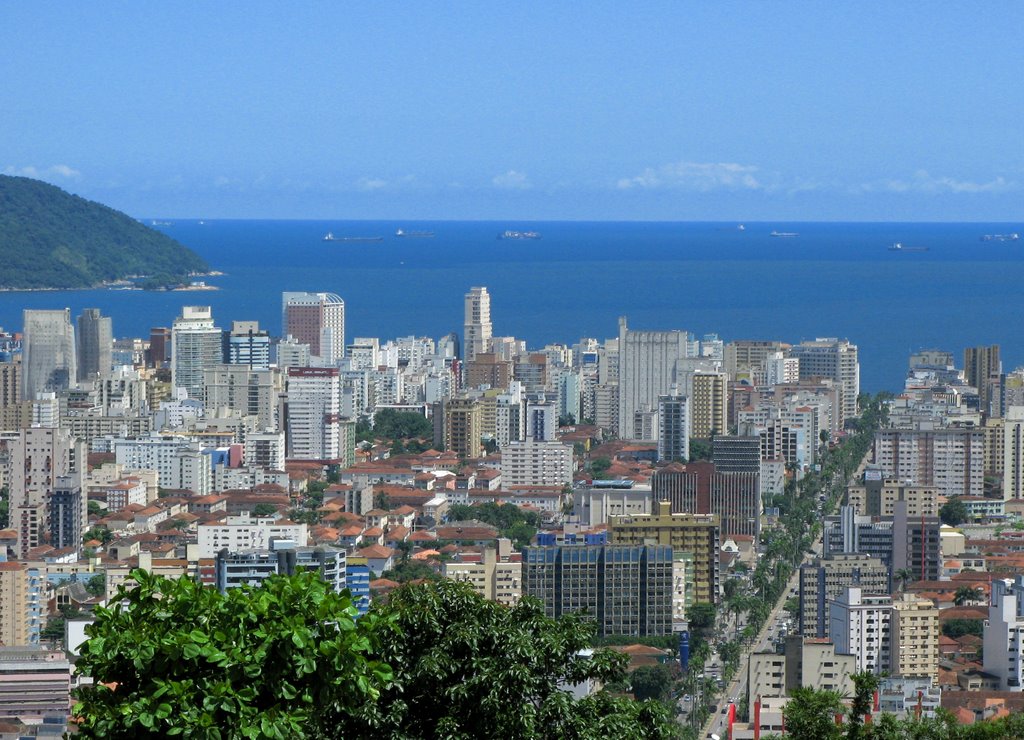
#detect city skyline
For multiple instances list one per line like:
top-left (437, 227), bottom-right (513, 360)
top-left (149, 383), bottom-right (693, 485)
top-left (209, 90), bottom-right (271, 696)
top-left (2, 3), bottom-right (1022, 221)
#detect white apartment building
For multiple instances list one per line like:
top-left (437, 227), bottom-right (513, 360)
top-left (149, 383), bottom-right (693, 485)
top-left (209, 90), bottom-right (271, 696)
top-left (286, 367), bottom-right (342, 462)
top-left (764, 351), bottom-right (800, 386)
top-left (829, 587), bottom-right (892, 675)
top-left (203, 365), bottom-right (282, 431)
top-left (281, 292), bottom-right (345, 366)
top-left (171, 306), bottom-right (223, 402)
top-left (213, 466), bottom-right (290, 492)
top-left (244, 430), bottom-right (286, 470)
top-left (874, 425), bottom-right (985, 498)
top-left (198, 514), bottom-right (308, 558)
top-left (500, 440), bottom-right (573, 488)
top-left (113, 435), bottom-right (212, 495)
top-left (790, 338), bottom-right (859, 424)
top-left (1003, 406), bottom-right (1024, 501)
top-left (464, 287), bottom-right (493, 364)
top-left (983, 576), bottom-right (1024, 690)
top-left (617, 317), bottom-right (689, 440)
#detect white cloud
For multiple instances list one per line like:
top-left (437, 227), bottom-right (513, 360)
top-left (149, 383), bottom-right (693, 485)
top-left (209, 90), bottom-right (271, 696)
top-left (858, 170), bottom-right (1015, 195)
top-left (3, 163), bottom-right (81, 180)
top-left (492, 170), bottom-right (531, 190)
top-left (356, 177), bottom-right (388, 191)
top-left (617, 161), bottom-right (761, 191)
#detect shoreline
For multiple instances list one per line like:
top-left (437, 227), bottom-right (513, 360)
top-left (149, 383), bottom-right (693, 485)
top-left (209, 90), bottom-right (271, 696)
top-left (0, 270), bottom-right (225, 293)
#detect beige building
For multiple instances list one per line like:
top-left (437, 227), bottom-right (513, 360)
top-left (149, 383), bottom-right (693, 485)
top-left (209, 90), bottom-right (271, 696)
top-left (891, 593), bottom-right (939, 680)
top-left (748, 635), bottom-right (856, 708)
top-left (723, 340), bottom-right (789, 384)
top-left (445, 397), bottom-right (483, 459)
top-left (1004, 407), bottom-right (1024, 501)
top-left (500, 440), bottom-right (573, 488)
top-left (690, 371), bottom-right (728, 439)
top-left (0, 562), bottom-right (29, 647)
top-left (609, 501), bottom-right (720, 604)
top-left (846, 479), bottom-right (939, 518)
top-left (442, 542), bottom-right (521, 606)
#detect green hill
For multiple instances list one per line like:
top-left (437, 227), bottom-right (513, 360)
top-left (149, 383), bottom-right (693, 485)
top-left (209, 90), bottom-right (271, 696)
top-left (0, 175), bottom-right (208, 289)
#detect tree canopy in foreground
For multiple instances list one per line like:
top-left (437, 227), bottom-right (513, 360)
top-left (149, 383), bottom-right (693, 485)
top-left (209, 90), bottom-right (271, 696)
top-left (75, 574), bottom-right (678, 739)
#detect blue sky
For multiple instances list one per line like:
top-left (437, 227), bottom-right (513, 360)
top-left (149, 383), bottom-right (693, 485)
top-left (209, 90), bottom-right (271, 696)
top-left (2, 3), bottom-right (1022, 220)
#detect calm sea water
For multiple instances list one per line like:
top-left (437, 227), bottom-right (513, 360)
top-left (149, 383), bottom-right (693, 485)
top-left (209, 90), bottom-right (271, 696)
top-left (1, 220), bottom-right (1022, 392)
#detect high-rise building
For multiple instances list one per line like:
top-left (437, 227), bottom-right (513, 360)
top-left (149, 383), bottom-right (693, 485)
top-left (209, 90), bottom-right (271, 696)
top-left (526, 399), bottom-right (557, 441)
top-left (22, 309), bottom-right (77, 400)
top-left (443, 542), bottom-right (522, 606)
top-left (657, 392), bottom-right (689, 462)
top-left (465, 352), bottom-right (512, 390)
top-left (873, 425), bottom-right (985, 498)
top-left (712, 436), bottom-right (762, 473)
top-left (724, 340), bottom-right (789, 384)
top-left (147, 327), bottom-right (172, 368)
top-left (690, 371), bottom-right (728, 439)
top-left (226, 320), bottom-right (271, 369)
top-left (0, 362), bottom-right (20, 408)
top-left (281, 292), bottom-right (345, 365)
top-left (791, 338), bottom-right (859, 424)
top-left (285, 367), bottom-right (342, 462)
top-left (0, 563), bottom-right (30, 647)
top-left (1003, 406), bottom-right (1024, 501)
top-left (891, 593), bottom-right (939, 680)
top-left (846, 478), bottom-right (939, 517)
top-left (214, 545), bottom-right (346, 593)
top-left (984, 576), bottom-right (1024, 690)
top-left (799, 552), bottom-right (891, 638)
top-left (747, 636), bottom-right (856, 712)
top-left (171, 306), bottom-right (223, 402)
top-left (522, 544), bottom-right (674, 636)
top-left (463, 286), bottom-right (493, 364)
top-left (652, 461), bottom-right (761, 539)
top-left (964, 344), bottom-right (1001, 415)
top-left (500, 440), bottom-right (573, 488)
top-left (445, 397), bottom-right (483, 459)
top-left (48, 476), bottom-right (85, 552)
top-left (829, 586), bottom-right (893, 675)
top-left (616, 317), bottom-right (690, 441)
top-left (75, 308), bottom-right (112, 382)
top-left (204, 365), bottom-right (283, 431)
top-left (608, 500), bottom-right (720, 604)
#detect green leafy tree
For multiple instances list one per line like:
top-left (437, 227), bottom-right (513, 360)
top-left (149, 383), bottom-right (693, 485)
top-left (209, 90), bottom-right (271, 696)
top-left (373, 408), bottom-right (432, 440)
top-left (590, 457), bottom-right (612, 475)
top-left (87, 500), bottom-right (103, 517)
top-left (782, 686), bottom-right (844, 740)
top-left (252, 503), bottom-right (279, 517)
top-left (630, 664), bottom-right (674, 703)
top-left (953, 585), bottom-right (983, 607)
top-left (845, 672), bottom-right (879, 740)
top-left (84, 573), bottom-right (106, 597)
top-left (73, 569), bottom-right (392, 738)
top-left (942, 618), bottom-right (983, 639)
top-left (0, 486), bottom-right (8, 529)
top-left (688, 439), bottom-right (712, 461)
top-left (940, 496), bottom-right (968, 527)
top-left (343, 579), bottom-right (680, 738)
top-left (687, 603), bottom-right (716, 636)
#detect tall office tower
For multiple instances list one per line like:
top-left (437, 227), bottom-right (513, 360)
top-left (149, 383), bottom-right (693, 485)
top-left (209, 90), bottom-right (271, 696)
top-left (285, 367), bottom-right (342, 462)
top-left (282, 292), bottom-right (346, 365)
top-left (522, 544), bottom-right (674, 636)
top-left (444, 397), bottom-right (483, 459)
top-left (147, 327), bottom-right (172, 368)
top-left (657, 392), bottom-right (689, 462)
top-left (0, 362), bottom-right (20, 407)
top-left (652, 461), bottom-right (761, 539)
top-left (8, 427), bottom-right (85, 558)
top-left (712, 436), bottom-right (762, 473)
top-left (608, 501), bottom-right (721, 604)
top-left (48, 476), bottom-right (85, 551)
top-left (21, 309), bottom-right (77, 400)
top-left (204, 365), bottom-right (283, 430)
top-left (75, 308), bottom-right (112, 382)
top-left (463, 286), bottom-right (493, 364)
top-left (964, 344), bottom-right (1001, 414)
top-left (171, 306), bottom-right (223, 401)
top-left (226, 321), bottom-right (271, 369)
top-left (617, 317), bottom-right (689, 440)
top-left (690, 371), bottom-right (728, 439)
top-left (791, 338), bottom-right (859, 424)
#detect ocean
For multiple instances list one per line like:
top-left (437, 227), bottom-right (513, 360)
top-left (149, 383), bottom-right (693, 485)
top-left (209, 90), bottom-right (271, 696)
top-left (1, 219), bottom-right (1022, 392)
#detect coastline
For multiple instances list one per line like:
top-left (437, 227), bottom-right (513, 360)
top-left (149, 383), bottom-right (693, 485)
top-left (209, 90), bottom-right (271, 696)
top-left (0, 270), bottom-right (225, 293)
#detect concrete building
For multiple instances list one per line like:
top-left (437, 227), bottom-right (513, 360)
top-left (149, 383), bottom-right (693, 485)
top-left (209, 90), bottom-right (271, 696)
top-left (790, 338), bottom-right (859, 423)
top-left (724, 340), bottom-right (788, 384)
top-left (616, 317), bottom-right (689, 441)
top-left (48, 476), bottom-right (85, 552)
top-left (712, 436), bottom-right (762, 473)
top-left (286, 367), bottom-right (342, 462)
top-left (764, 351), bottom-right (800, 386)
top-left (244, 430), bottom-right (286, 470)
top-left (873, 425), bottom-right (985, 498)
top-left (526, 399), bottom-right (557, 442)
top-left (1003, 406), bottom-right (1024, 500)
top-left (891, 592), bottom-right (939, 680)
top-left (572, 486), bottom-right (652, 528)
top-left (0, 563), bottom-right (30, 647)
top-left (500, 439), bottom-right (573, 488)
top-left (226, 320), bottom-right (271, 370)
top-left (829, 586), bottom-right (893, 675)
top-left (465, 352), bottom-right (511, 390)
top-left (652, 461), bottom-right (760, 539)
top-left (445, 397), bottom-right (483, 459)
top-left (690, 371), bottom-right (728, 439)
top-left (443, 542), bottom-right (522, 606)
top-left (964, 344), bottom-right (1001, 416)
top-left (214, 544), bottom-right (346, 593)
top-left (204, 364), bottom-right (283, 431)
top-left (984, 576), bottom-right (1024, 690)
top-left (522, 544), bottom-right (674, 637)
top-left (846, 478), bottom-right (939, 517)
top-left (608, 501), bottom-right (720, 605)
top-left (75, 308), bottom-right (112, 383)
top-left (198, 514), bottom-right (308, 558)
top-left (112, 434), bottom-right (211, 495)
top-left (657, 392), bottom-right (689, 463)
top-left (171, 306), bottom-right (223, 401)
top-left (22, 309), bottom-right (77, 400)
top-left (0, 648), bottom-right (71, 721)
top-left (799, 553), bottom-right (891, 639)
top-left (748, 635), bottom-right (856, 708)
top-left (281, 292), bottom-right (345, 365)
top-left (463, 286), bottom-right (492, 364)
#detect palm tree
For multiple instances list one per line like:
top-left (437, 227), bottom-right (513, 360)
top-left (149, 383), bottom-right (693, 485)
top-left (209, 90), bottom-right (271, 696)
top-left (895, 568), bottom-right (914, 593)
top-left (953, 585), bottom-right (983, 606)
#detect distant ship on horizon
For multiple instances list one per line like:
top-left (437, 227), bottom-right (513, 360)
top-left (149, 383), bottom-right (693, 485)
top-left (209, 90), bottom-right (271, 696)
top-left (396, 229), bottom-right (435, 238)
top-left (981, 233), bottom-right (1019, 242)
top-left (498, 230), bottom-right (541, 240)
top-left (770, 230), bottom-right (798, 238)
top-left (323, 232), bottom-right (384, 243)
top-left (889, 242), bottom-right (928, 252)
